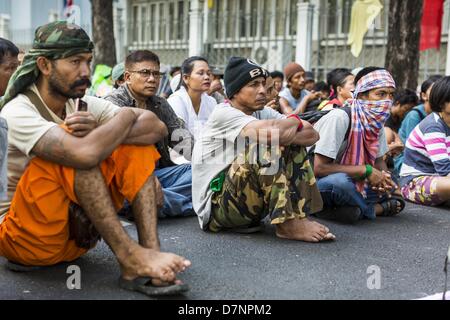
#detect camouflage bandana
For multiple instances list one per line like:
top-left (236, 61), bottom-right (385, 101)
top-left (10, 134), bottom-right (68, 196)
top-left (0, 21), bottom-right (94, 109)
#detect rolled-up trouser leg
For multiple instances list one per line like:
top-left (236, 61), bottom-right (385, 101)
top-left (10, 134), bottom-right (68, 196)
top-left (0, 145), bottom-right (160, 266)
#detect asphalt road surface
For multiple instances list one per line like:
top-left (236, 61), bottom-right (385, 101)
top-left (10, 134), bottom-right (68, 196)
top-left (1, 202), bottom-right (449, 300)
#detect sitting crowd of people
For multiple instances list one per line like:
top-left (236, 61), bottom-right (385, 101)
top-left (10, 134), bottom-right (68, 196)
top-left (0, 21), bottom-right (449, 297)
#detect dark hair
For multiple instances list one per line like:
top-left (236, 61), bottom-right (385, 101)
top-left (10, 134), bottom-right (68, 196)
top-left (177, 56), bottom-right (209, 90)
top-left (170, 66), bottom-right (181, 77)
top-left (125, 50), bottom-right (160, 69)
top-left (393, 88), bottom-right (419, 106)
top-left (354, 67), bottom-right (385, 86)
top-left (314, 81), bottom-right (329, 93)
top-left (429, 76), bottom-right (450, 113)
top-left (270, 70), bottom-right (284, 81)
top-left (326, 68), bottom-right (352, 99)
top-left (113, 75), bottom-right (124, 89)
top-left (421, 75), bottom-right (443, 96)
top-left (0, 38), bottom-right (19, 64)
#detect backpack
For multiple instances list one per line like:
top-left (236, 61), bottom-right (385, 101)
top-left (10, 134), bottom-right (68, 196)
top-left (408, 107), bottom-right (427, 122)
top-left (299, 104), bottom-right (351, 127)
top-left (301, 105), bottom-right (352, 166)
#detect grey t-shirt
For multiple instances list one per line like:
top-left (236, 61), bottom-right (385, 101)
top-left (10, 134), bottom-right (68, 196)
top-left (279, 87), bottom-right (309, 110)
top-left (192, 103), bottom-right (285, 229)
top-left (313, 108), bottom-right (388, 162)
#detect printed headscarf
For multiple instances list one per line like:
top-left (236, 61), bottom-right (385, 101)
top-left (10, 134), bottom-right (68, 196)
top-left (0, 21), bottom-right (94, 109)
top-left (340, 69), bottom-right (396, 196)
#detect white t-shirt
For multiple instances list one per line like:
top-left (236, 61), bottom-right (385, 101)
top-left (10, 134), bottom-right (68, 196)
top-left (192, 103), bottom-right (285, 229)
top-left (313, 108), bottom-right (388, 162)
top-left (168, 86), bottom-right (217, 140)
top-left (0, 84), bottom-right (120, 221)
top-left (0, 117), bottom-right (7, 201)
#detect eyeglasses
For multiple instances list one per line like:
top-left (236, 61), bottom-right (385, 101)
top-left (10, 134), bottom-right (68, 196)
top-left (128, 69), bottom-right (164, 80)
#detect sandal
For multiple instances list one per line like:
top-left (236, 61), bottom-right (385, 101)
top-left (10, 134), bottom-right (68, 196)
top-left (5, 260), bottom-right (43, 272)
top-left (118, 277), bottom-right (189, 297)
top-left (380, 195), bottom-right (406, 217)
top-left (228, 223), bottom-right (264, 234)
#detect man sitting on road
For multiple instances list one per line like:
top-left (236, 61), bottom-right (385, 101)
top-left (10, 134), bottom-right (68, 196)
top-left (192, 57), bottom-right (335, 242)
top-left (0, 38), bottom-right (20, 201)
top-left (105, 50), bottom-right (195, 218)
top-left (0, 21), bottom-right (190, 297)
top-left (312, 67), bottom-right (405, 224)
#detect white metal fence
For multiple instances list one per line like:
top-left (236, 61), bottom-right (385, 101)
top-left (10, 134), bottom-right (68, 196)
top-left (311, 0), bottom-right (449, 85)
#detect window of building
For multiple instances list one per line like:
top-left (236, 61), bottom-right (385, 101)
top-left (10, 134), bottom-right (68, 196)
top-left (443, 0), bottom-right (450, 35)
top-left (341, 0), bottom-right (352, 34)
top-left (177, 0), bottom-right (187, 41)
top-left (276, 0), bottom-right (287, 36)
top-left (130, 0), bottom-right (190, 44)
top-left (239, 0), bottom-right (246, 37)
top-left (326, 0), bottom-right (338, 34)
top-left (261, 0), bottom-right (271, 37)
top-left (169, 2), bottom-right (175, 40)
top-left (141, 5), bottom-right (147, 43)
top-left (324, 0), bottom-right (387, 36)
top-left (210, 0), bottom-right (298, 40)
top-left (151, 3), bottom-right (157, 41)
top-left (289, 0), bottom-right (297, 35)
top-left (250, 0), bottom-right (258, 37)
top-left (132, 5), bottom-right (138, 43)
top-left (159, 3), bottom-right (165, 41)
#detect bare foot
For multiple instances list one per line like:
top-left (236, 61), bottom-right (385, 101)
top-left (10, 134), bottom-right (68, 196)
top-left (275, 218), bottom-right (336, 242)
top-left (119, 245), bottom-right (191, 283)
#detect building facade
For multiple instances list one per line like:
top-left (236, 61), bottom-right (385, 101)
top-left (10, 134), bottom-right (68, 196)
top-left (0, 0), bottom-right (92, 50)
top-left (0, 0), bottom-right (127, 62)
top-left (127, 0), bottom-right (450, 83)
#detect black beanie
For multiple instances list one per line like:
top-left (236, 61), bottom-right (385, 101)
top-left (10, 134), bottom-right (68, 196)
top-left (224, 57), bottom-right (268, 99)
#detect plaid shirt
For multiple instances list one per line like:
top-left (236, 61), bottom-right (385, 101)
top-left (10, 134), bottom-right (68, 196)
top-left (104, 85), bottom-right (194, 168)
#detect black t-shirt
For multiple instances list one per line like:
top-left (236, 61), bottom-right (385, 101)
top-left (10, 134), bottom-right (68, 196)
top-left (385, 115), bottom-right (401, 132)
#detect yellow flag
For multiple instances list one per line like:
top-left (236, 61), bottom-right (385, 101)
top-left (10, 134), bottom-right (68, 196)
top-left (347, 0), bottom-right (383, 57)
top-left (208, 0), bottom-right (214, 9)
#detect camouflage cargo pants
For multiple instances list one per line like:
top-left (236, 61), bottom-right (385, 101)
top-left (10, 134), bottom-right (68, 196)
top-left (208, 143), bottom-right (323, 232)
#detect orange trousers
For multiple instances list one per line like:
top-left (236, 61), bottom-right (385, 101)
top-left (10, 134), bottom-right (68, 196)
top-left (0, 145), bottom-right (160, 266)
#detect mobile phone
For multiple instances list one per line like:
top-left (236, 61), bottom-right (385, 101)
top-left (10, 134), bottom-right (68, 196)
top-left (75, 99), bottom-right (88, 112)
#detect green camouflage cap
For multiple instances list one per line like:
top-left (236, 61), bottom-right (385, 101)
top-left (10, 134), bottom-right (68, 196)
top-left (33, 20), bottom-right (93, 52)
top-left (1, 21), bottom-right (94, 109)
top-left (112, 62), bottom-right (125, 82)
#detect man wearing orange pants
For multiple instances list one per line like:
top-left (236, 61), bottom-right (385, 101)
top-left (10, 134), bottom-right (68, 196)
top-left (0, 21), bottom-right (190, 296)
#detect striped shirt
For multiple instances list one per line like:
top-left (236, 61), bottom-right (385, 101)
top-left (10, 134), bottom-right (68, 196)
top-left (400, 113), bottom-right (450, 185)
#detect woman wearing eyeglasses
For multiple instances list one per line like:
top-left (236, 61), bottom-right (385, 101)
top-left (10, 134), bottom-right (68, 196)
top-left (168, 56), bottom-right (217, 140)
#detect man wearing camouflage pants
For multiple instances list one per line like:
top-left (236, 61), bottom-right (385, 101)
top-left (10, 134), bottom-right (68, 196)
top-left (192, 57), bottom-right (335, 242)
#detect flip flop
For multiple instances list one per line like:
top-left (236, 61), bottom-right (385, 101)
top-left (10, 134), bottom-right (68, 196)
top-left (118, 277), bottom-right (189, 297)
top-left (5, 260), bottom-right (43, 272)
top-left (380, 194), bottom-right (406, 217)
top-left (229, 223), bottom-right (264, 234)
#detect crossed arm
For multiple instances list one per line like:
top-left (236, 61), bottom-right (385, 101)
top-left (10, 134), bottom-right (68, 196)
top-left (240, 118), bottom-right (319, 147)
top-left (31, 107), bottom-right (168, 169)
